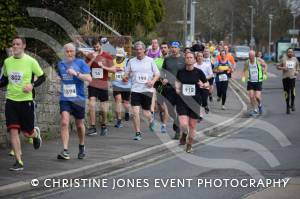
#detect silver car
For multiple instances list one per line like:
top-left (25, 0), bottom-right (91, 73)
top-left (234, 46), bottom-right (250, 60)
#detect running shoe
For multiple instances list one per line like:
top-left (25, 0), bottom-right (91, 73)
top-left (161, 124), bottom-right (167, 133)
top-left (133, 133), bottom-right (142, 141)
top-left (248, 109), bottom-right (258, 116)
top-left (186, 144), bottom-right (192, 153)
top-left (291, 104), bottom-right (296, 112)
top-left (78, 145), bottom-right (86, 159)
top-left (114, 120), bottom-right (123, 128)
top-left (87, 127), bottom-right (97, 136)
top-left (8, 149), bottom-right (15, 156)
top-left (100, 126), bottom-right (108, 136)
top-left (149, 121), bottom-right (155, 132)
top-left (9, 160), bottom-right (24, 171)
top-left (33, 127), bottom-right (42, 150)
top-left (57, 150), bottom-right (70, 160)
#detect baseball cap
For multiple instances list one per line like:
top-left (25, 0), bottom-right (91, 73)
top-left (170, 41), bottom-right (180, 48)
top-left (116, 47), bottom-right (126, 57)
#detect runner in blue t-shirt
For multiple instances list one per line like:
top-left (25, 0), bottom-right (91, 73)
top-left (56, 43), bottom-right (92, 160)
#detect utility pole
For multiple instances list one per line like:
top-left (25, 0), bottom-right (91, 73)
top-left (249, 5), bottom-right (255, 48)
top-left (183, 0), bottom-right (188, 47)
top-left (268, 14), bottom-right (273, 61)
top-left (230, 8), bottom-right (234, 44)
top-left (190, 0), bottom-right (196, 43)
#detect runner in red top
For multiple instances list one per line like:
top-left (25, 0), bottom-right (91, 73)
top-left (82, 38), bottom-right (115, 136)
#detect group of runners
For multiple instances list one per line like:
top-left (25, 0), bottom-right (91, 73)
top-left (0, 36), bottom-right (299, 171)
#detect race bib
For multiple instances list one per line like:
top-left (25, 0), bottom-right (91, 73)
top-left (182, 84), bottom-right (196, 96)
top-left (249, 68), bottom-right (259, 82)
top-left (9, 72), bottom-right (23, 84)
top-left (63, 84), bottom-right (77, 98)
top-left (92, 68), bottom-right (103, 79)
top-left (219, 74), bottom-right (228, 82)
top-left (286, 61), bottom-right (295, 69)
top-left (136, 73), bottom-right (148, 83)
top-left (115, 71), bottom-right (125, 81)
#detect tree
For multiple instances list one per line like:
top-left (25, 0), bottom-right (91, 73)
top-left (90, 0), bottom-right (164, 35)
top-left (0, 0), bottom-right (23, 64)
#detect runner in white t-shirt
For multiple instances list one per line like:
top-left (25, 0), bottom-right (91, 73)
top-left (194, 51), bottom-right (213, 113)
top-left (124, 41), bottom-right (160, 141)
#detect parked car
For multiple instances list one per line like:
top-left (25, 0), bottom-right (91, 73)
top-left (234, 45), bottom-right (250, 60)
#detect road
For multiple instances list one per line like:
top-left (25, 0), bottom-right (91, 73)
top-left (37, 61), bottom-right (300, 199)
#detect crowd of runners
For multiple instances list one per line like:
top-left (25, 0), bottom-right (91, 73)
top-left (0, 36), bottom-right (299, 171)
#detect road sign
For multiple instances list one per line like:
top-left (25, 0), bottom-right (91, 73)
top-left (288, 29), bottom-right (299, 35)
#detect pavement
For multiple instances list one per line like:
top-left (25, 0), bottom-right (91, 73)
top-left (0, 80), bottom-right (244, 198)
top-left (243, 177), bottom-right (300, 199)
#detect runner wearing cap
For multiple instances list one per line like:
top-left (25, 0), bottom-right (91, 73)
top-left (161, 41), bottom-right (185, 139)
top-left (111, 48), bottom-right (131, 128)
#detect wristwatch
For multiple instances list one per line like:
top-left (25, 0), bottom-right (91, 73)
top-left (76, 72), bottom-right (80, 77)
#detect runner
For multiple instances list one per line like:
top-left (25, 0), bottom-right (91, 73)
top-left (213, 44), bottom-right (223, 58)
top-left (84, 38), bottom-right (114, 136)
top-left (256, 51), bottom-right (264, 59)
top-left (175, 52), bottom-right (209, 152)
top-left (111, 48), bottom-right (131, 128)
top-left (161, 41), bottom-right (186, 139)
top-left (154, 42), bottom-right (170, 133)
top-left (147, 38), bottom-right (162, 59)
top-left (124, 41), bottom-right (160, 141)
top-left (242, 50), bottom-right (268, 116)
top-left (203, 47), bottom-right (215, 102)
top-left (57, 43), bottom-right (92, 160)
top-left (217, 45), bottom-right (236, 71)
top-left (2, 47), bottom-right (33, 157)
top-left (277, 48), bottom-right (299, 114)
top-left (208, 40), bottom-right (216, 55)
top-left (213, 50), bottom-right (233, 110)
top-left (148, 39), bottom-right (163, 118)
top-left (0, 36), bottom-right (45, 171)
top-left (194, 51), bottom-right (214, 113)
